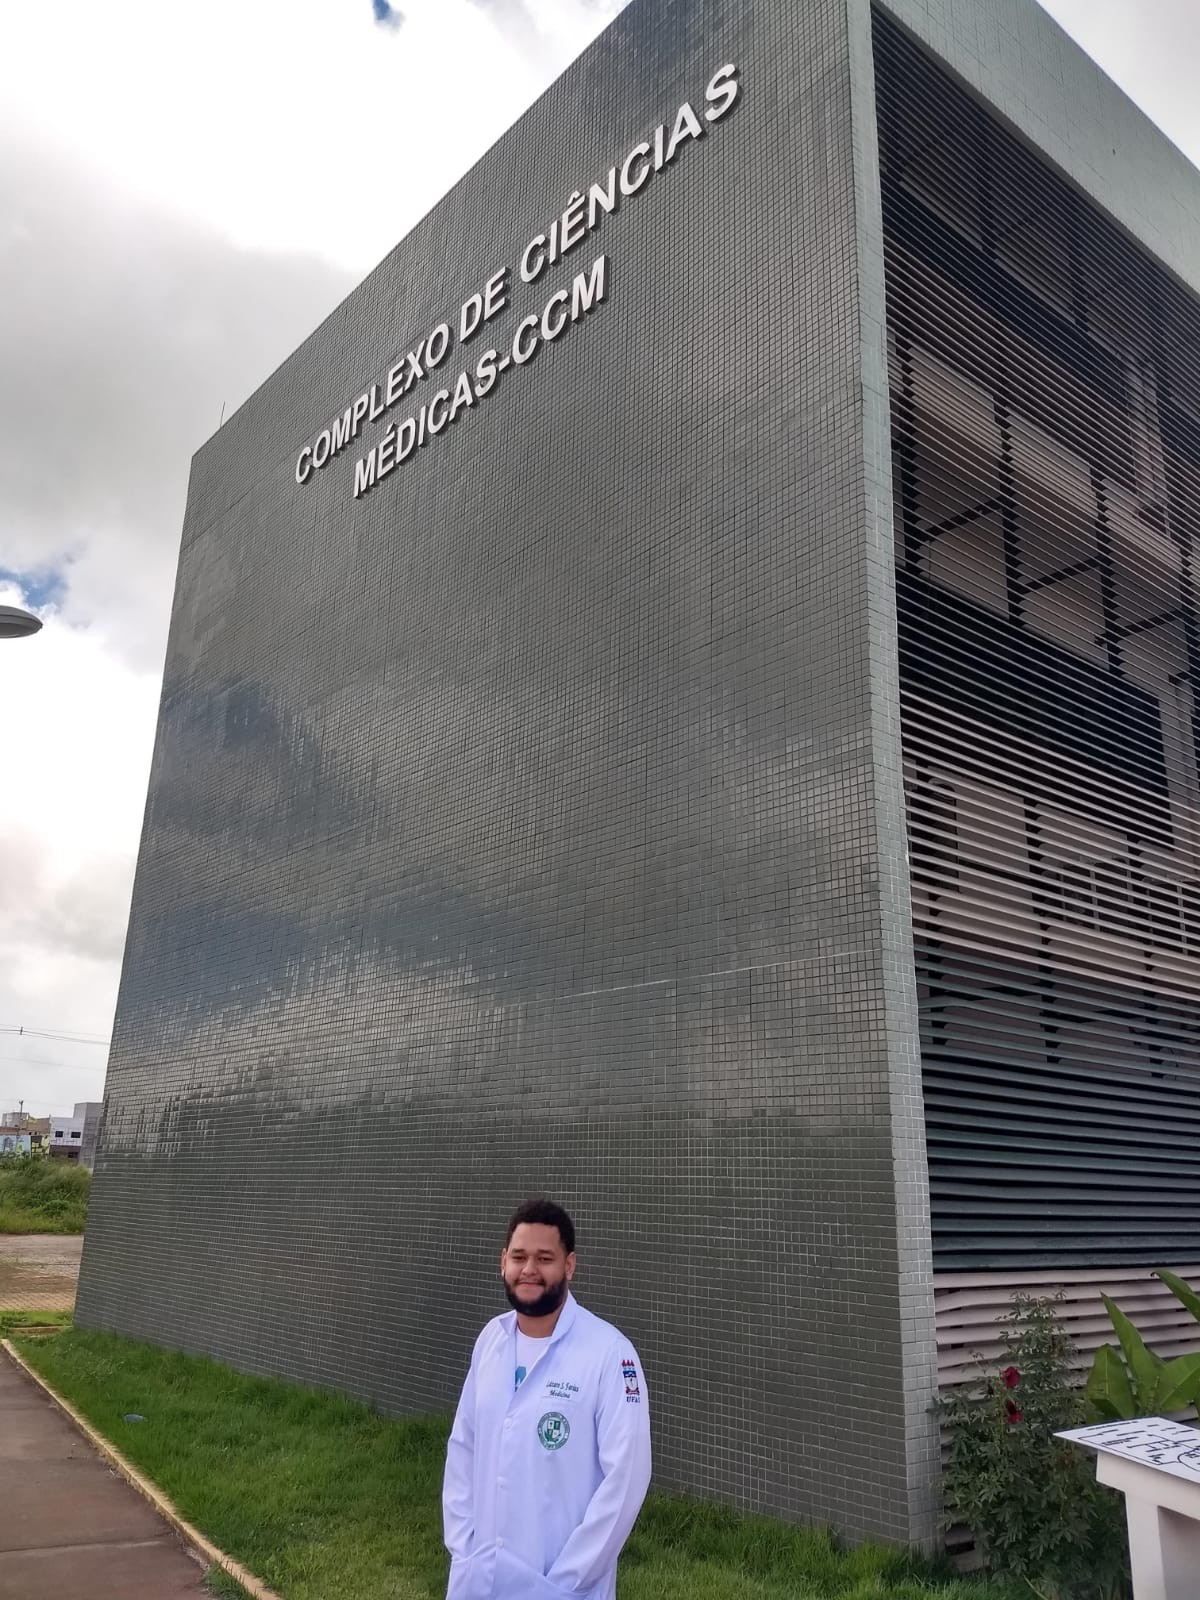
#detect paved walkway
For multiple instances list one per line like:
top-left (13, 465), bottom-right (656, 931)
top-left (0, 1351), bottom-right (211, 1598)
top-left (0, 1235), bottom-right (83, 1312)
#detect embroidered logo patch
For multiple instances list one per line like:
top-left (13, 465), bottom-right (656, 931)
top-left (538, 1410), bottom-right (571, 1450)
top-left (622, 1358), bottom-right (640, 1399)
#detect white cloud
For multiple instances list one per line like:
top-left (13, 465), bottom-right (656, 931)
top-left (0, 584), bottom-right (160, 1115)
top-left (0, 0), bottom-right (622, 274)
top-left (0, 127), bottom-right (354, 672)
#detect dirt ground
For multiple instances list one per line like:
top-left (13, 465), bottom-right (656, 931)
top-left (0, 1235), bottom-right (83, 1311)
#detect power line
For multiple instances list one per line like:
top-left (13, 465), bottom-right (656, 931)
top-left (0, 1025), bottom-right (110, 1047)
top-left (0, 1055), bottom-right (105, 1071)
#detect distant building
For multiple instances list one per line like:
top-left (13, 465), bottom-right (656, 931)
top-left (48, 1103), bottom-right (103, 1167)
top-left (2, 1113), bottom-right (51, 1152)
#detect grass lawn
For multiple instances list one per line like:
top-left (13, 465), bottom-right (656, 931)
top-left (14, 1329), bottom-right (1018, 1600)
top-left (0, 1309), bottom-right (73, 1338)
top-left (0, 1205), bottom-right (87, 1234)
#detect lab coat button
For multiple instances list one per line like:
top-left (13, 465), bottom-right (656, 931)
top-left (497, 1477), bottom-right (506, 1488)
top-left (497, 1538), bottom-right (504, 1548)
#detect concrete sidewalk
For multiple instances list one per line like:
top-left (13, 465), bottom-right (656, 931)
top-left (0, 1350), bottom-right (211, 1599)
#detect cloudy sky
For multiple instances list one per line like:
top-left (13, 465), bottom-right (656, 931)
top-left (1, 0), bottom-right (1197, 1119)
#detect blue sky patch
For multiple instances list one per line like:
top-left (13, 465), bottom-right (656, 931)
top-left (0, 566), bottom-right (67, 611)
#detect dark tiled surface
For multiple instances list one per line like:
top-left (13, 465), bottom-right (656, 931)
top-left (79, 0), bottom-right (929, 1540)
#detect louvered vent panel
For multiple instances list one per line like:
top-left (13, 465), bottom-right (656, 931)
top-left (875, 15), bottom-right (1200, 1270)
top-left (936, 1265), bottom-right (1200, 1390)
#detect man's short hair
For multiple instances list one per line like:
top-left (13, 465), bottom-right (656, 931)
top-left (506, 1196), bottom-right (576, 1254)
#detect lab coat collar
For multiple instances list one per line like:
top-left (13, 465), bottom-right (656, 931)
top-left (501, 1289), bottom-right (579, 1346)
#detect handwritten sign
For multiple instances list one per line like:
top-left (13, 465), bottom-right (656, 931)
top-left (1057, 1418), bottom-right (1200, 1485)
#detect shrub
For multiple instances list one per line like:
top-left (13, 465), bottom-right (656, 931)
top-left (938, 1293), bottom-right (1129, 1600)
top-left (0, 1151), bottom-right (91, 1232)
top-left (1087, 1271), bottom-right (1200, 1421)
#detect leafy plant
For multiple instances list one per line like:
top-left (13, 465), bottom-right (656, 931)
top-left (938, 1293), bottom-right (1129, 1600)
top-left (0, 1149), bottom-right (91, 1233)
top-left (1086, 1270), bottom-right (1200, 1422)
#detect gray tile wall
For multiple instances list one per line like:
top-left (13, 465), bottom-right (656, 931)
top-left (845, 0), bottom-right (939, 1545)
top-left (77, 0), bottom-right (933, 1542)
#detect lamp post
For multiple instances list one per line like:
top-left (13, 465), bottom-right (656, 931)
top-left (0, 605), bottom-right (42, 639)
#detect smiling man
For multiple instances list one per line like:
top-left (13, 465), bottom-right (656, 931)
top-left (442, 1197), bottom-right (652, 1600)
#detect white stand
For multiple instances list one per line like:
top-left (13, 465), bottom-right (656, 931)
top-left (1095, 1454), bottom-right (1200, 1600)
top-left (1057, 1419), bottom-right (1200, 1600)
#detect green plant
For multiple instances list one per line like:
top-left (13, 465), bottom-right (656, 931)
top-left (1086, 1270), bottom-right (1200, 1421)
top-left (0, 1150), bottom-right (90, 1233)
top-left (938, 1294), bottom-right (1129, 1600)
top-left (0, 1310), bottom-right (72, 1339)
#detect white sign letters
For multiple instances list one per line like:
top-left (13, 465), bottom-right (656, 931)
top-left (293, 63), bottom-right (742, 503)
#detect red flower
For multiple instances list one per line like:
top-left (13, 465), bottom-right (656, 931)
top-left (1005, 1398), bottom-right (1024, 1423)
top-left (1002, 1366), bottom-right (1021, 1389)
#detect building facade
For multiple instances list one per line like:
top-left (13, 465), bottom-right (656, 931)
top-left (47, 1102), bottom-right (103, 1165)
top-left (77, 0), bottom-right (1200, 1543)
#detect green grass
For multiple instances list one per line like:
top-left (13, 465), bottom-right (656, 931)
top-left (0, 1309), bottom-right (73, 1338)
top-left (19, 1329), bottom-right (452, 1600)
top-left (0, 1154), bottom-right (90, 1232)
top-left (205, 1569), bottom-right (254, 1598)
top-left (15, 1329), bottom-right (1019, 1600)
top-left (0, 1205), bottom-right (87, 1234)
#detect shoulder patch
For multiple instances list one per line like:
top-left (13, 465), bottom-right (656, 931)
top-left (621, 1356), bottom-right (640, 1400)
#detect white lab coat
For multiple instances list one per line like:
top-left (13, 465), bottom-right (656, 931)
top-left (443, 1292), bottom-right (651, 1600)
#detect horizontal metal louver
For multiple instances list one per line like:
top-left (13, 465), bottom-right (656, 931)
top-left (874, 15), bottom-right (1200, 1272)
top-left (921, 946), bottom-right (1200, 1267)
top-left (936, 1265), bottom-right (1200, 1390)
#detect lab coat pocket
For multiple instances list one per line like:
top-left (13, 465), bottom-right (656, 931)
top-left (493, 1546), bottom-right (574, 1599)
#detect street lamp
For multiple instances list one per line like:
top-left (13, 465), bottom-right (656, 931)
top-left (0, 605), bottom-right (42, 640)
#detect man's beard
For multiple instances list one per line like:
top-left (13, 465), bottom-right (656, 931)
top-left (504, 1277), bottom-right (568, 1318)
